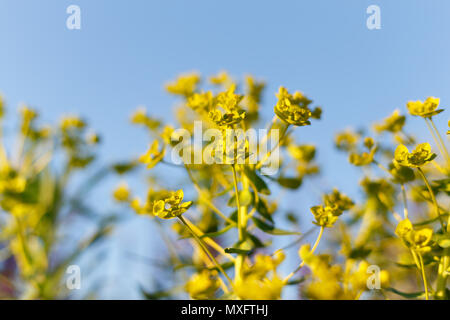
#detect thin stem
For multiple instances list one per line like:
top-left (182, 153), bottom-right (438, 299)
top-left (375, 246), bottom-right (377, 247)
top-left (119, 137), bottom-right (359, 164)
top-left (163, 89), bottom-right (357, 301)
top-left (231, 164), bottom-right (245, 284)
top-left (183, 217), bottom-right (235, 262)
top-left (429, 118), bottom-right (450, 163)
top-left (256, 124), bottom-right (290, 170)
top-left (417, 167), bottom-right (445, 230)
top-left (425, 118), bottom-right (447, 164)
top-left (418, 253), bottom-right (429, 300)
top-left (184, 164), bottom-right (235, 225)
top-left (401, 184), bottom-right (409, 220)
top-left (283, 226), bottom-right (324, 283)
top-left (178, 216), bottom-right (232, 288)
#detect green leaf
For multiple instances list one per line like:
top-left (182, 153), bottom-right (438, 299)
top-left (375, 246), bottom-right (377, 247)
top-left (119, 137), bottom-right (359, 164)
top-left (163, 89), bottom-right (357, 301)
top-left (434, 234), bottom-right (450, 248)
top-left (200, 224), bottom-right (234, 239)
top-left (256, 198), bottom-right (273, 223)
top-left (224, 247), bottom-right (251, 255)
top-left (348, 246), bottom-right (372, 259)
top-left (286, 277), bottom-right (305, 286)
top-left (277, 176), bottom-right (302, 189)
top-left (207, 261), bottom-right (234, 271)
top-left (227, 190), bottom-right (253, 207)
top-left (246, 232), bottom-right (265, 248)
top-left (225, 210), bottom-right (238, 225)
top-left (252, 217), bottom-right (301, 236)
top-left (243, 166), bottom-right (271, 195)
top-left (386, 287), bottom-right (424, 299)
top-left (413, 213), bottom-right (449, 227)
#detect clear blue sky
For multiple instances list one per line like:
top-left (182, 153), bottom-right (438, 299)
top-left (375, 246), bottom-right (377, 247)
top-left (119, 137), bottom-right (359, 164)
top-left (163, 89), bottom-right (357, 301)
top-left (0, 0), bottom-right (449, 298)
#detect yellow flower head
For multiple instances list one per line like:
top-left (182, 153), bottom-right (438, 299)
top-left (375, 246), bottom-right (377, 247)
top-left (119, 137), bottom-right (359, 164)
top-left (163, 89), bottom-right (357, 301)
top-left (209, 71), bottom-right (233, 88)
top-left (374, 110), bottom-right (406, 133)
top-left (139, 140), bottom-right (165, 169)
top-left (335, 129), bottom-right (360, 151)
top-left (323, 189), bottom-right (354, 213)
top-left (274, 87), bottom-right (312, 126)
top-left (310, 205), bottom-right (340, 228)
top-left (130, 107), bottom-right (161, 130)
top-left (349, 148), bottom-right (376, 166)
top-left (395, 219), bottom-right (433, 253)
top-left (288, 144), bottom-right (316, 162)
top-left (60, 115), bottom-right (85, 131)
top-left (187, 91), bottom-right (214, 112)
top-left (144, 189), bottom-right (192, 219)
top-left (185, 270), bottom-right (220, 300)
top-left (406, 97), bottom-right (443, 118)
top-left (394, 143), bottom-right (436, 168)
top-left (113, 182), bottom-right (130, 202)
top-left (166, 73), bottom-right (200, 97)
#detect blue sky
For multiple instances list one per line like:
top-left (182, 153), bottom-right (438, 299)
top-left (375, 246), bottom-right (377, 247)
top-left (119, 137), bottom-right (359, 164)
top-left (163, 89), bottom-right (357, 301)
top-left (1, 0), bottom-right (449, 298)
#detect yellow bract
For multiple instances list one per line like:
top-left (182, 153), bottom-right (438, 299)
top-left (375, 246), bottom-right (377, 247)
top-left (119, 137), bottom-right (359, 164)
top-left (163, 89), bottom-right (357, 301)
top-left (406, 97), bottom-right (443, 118)
top-left (373, 110), bottom-right (405, 133)
top-left (139, 140), bottom-right (165, 169)
top-left (185, 270), bottom-right (220, 300)
top-left (234, 253), bottom-right (285, 300)
top-left (113, 182), bottom-right (130, 202)
top-left (394, 143), bottom-right (436, 168)
top-left (395, 219), bottom-right (434, 254)
top-left (166, 73), bottom-right (200, 97)
top-left (274, 87), bottom-right (313, 126)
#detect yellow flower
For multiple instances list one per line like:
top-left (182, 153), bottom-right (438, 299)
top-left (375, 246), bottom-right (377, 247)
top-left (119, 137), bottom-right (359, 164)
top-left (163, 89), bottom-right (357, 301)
top-left (234, 275), bottom-right (284, 300)
top-left (288, 144), bottom-right (316, 162)
top-left (274, 87), bottom-right (312, 126)
top-left (310, 205), bottom-right (340, 228)
top-left (394, 143), bottom-right (436, 167)
top-left (86, 131), bottom-right (100, 144)
top-left (113, 183), bottom-right (130, 202)
top-left (187, 91), bottom-right (214, 112)
top-left (209, 71), bottom-right (233, 88)
top-left (395, 219), bottom-right (433, 253)
top-left (413, 228), bottom-right (433, 254)
top-left (323, 189), bottom-right (354, 212)
top-left (60, 115), bottom-right (85, 131)
top-left (395, 219), bottom-right (413, 239)
top-left (185, 270), bottom-right (220, 300)
top-left (349, 147), bottom-right (376, 166)
top-left (334, 130), bottom-right (359, 151)
top-left (406, 97), bottom-right (443, 118)
top-left (166, 73), bottom-right (200, 97)
top-left (130, 107), bottom-right (161, 130)
top-left (139, 140), bottom-right (165, 169)
top-left (138, 189), bottom-right (192, 219)
top-left (216, 85), bottom-right (243, 112)
top-left (373, 110), bottom-right (405, 133)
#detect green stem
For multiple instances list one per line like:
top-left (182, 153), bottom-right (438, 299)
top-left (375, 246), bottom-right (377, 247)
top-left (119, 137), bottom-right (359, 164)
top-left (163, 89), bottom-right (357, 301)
top-left (231, 164), bottom-right (246, 284)
top-left (178, 216), bottom-right (232, 287)
top-left (429, 118), bottom-right (450, 163)
top-left (401, 184), bottom-right (409, 220)
top-left (417, 167), bottom-right (445, 230)
top-left (184, 164), bottom-right (235, 225)
top-left (283, 226), bottom-right (324, 283)
top-left (425, 118), bottom-right (447, 164)
top-left (418, 253), bottom-right (429, 300)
